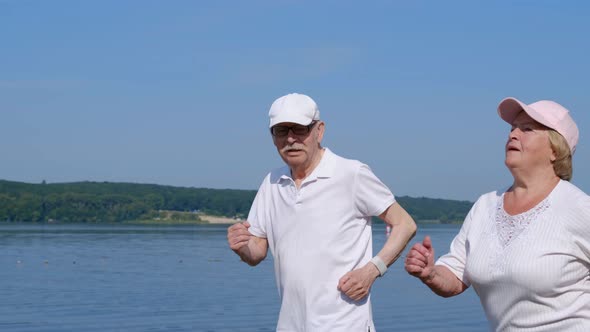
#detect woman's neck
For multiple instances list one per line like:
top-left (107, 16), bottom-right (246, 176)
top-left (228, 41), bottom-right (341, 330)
top-left (504, 169), bottom-right (560, 215)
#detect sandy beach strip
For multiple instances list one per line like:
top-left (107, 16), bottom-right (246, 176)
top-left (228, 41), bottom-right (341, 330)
top-left (199, 215), bottom-right (240, 224)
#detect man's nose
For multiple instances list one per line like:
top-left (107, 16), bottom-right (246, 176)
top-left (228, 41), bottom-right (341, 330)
top-left (285, 129), bottom-right (300, 142)
top-left (286, 134), bottom-right (298, 144)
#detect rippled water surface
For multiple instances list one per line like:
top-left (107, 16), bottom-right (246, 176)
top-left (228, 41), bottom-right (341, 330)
top-left (0, 223), bottom-right (487, 331)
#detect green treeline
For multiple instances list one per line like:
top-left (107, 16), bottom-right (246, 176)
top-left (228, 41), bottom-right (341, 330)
top-left (0, 180), bottom-right (254, 223)
top-left (395, 196), bottom-right (472, 223)
top-left (0, 179), bottom-right (472, 223)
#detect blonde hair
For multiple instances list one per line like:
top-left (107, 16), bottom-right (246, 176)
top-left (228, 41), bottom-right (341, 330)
top-left (548, 129), bottom-right (573, 181)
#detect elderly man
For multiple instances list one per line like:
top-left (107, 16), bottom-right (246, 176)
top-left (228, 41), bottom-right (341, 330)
top-left (227, 93), bottom-right (417, 331)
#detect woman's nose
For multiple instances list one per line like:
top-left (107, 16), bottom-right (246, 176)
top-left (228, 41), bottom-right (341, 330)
top-left (509, 127), bottom-right (521, 140)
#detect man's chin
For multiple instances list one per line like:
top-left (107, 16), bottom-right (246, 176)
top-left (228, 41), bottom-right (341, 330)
top-left (284, 149), bottom-right (304, 155)
top-left (282, 155), bottom-right (306, 167)
top-left (282, 150), bottom-right (305, 159)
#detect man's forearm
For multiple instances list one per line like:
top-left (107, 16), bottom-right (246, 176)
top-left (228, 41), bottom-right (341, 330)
top-left (235, 237), bottom-right (268, 266)
top-left (378, 217), bottom-right (417, 266)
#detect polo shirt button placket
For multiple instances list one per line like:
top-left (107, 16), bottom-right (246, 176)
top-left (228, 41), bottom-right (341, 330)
top-left (291, 182), bottom-right (301, 205)
top-left (294, 184), bottom-right (302, 205)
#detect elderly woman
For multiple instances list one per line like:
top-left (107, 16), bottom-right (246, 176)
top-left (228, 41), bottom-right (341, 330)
top-left (405, 97), bottom-right (590, 331)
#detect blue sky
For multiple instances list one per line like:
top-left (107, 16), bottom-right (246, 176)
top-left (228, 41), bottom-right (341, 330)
top-left (1, 1), bottom-right (589, 201)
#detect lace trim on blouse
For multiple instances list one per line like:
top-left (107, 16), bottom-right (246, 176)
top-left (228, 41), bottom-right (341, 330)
top-left (495, 195), bottom-right (550, 248)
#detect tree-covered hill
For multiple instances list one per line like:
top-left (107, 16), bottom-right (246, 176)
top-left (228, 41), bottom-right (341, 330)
top-left (395, 196), bottom-right (472, 223)
top-left (0, 179), bottom-right (472, 223)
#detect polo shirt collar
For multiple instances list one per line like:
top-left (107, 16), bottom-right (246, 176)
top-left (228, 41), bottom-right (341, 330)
top-left (276, 148), bottom-right (335, 184)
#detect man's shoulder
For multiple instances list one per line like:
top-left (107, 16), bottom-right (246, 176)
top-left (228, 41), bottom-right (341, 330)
top-left (266, 165), bottom-right (290, 184)
top-left (325, 149), bottom-right (365, 170)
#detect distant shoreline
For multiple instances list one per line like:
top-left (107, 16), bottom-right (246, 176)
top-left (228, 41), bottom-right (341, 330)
top-left (0, 179), bottom-right (471, 225)
top-left (197, 214), bottom-right (240, 224)
top-left (0, 218), bottom-right (461, 226)
top-left (0, 213), bottom-right (242, 225)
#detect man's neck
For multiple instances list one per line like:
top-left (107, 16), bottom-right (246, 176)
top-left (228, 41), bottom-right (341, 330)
top-left (291, 148), bottom-right (325, 188)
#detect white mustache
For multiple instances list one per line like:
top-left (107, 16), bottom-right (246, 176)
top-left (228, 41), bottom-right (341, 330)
top-left (282, 145), bottom-right (304, 153)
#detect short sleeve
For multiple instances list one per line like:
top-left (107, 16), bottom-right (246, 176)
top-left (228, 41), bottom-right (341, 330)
top-left (246, 175), bottom-right (269, 238)
top-left (354, 164), bottom-right (396, 217)
top-left (435, 201), bottom-right (477, 287)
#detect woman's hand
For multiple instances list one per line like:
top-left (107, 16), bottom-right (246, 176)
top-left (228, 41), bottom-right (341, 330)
top-left (405, 235), bottom-right (435, 281)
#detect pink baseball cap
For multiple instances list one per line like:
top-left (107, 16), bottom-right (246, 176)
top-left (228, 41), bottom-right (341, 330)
top-left (268, 93), bottom-right (320, 128)
top-left (498, 97), bottom-right (579, 154)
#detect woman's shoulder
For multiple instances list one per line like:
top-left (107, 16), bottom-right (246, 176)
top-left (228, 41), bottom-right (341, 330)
top-left (551, 181), bottom-right (590, 227)
top-left (552, 180), bottom-right (590, 207)
top-left (462, 188), bottom-right (506, 219)
top-left (473, 188), bottom-right (506, 206)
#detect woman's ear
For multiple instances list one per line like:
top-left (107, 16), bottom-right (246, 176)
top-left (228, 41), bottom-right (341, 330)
top-left (550, 149), bottom-right (557, 162)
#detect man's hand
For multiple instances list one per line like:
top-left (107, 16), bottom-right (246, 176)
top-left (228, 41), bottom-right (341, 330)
top-left (227, 221), bottom-right (268, 266)
top-left (404, 235), bottom-right (435, 281)
top-left (227, 221), bottom-right (253, 252)
top-left (337, 263), bottom-right (380, 301)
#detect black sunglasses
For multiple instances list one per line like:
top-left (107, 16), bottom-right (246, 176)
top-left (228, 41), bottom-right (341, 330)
top-left (270, 121), bottom-right (318, 137)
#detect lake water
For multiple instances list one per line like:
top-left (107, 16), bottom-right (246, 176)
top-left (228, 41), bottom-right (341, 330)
top-left (0, 223), bottom-right (488, 331)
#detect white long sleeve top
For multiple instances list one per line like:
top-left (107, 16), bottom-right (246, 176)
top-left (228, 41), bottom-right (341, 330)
top-left (437, 180), bottom-right (590, 331)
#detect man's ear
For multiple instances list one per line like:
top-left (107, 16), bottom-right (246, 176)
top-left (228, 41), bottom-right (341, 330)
top-left (316, 121), bottom-right (325, 143)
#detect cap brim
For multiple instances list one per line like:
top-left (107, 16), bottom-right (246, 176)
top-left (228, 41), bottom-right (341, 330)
top-left (497, 97), bottom-right (528, 124)
top-left (498, 97), bottom-right (558, 131)
top-left (269, 114), bottom-right (314, 128)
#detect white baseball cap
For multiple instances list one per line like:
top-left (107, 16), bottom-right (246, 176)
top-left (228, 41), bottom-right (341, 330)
top-left (268, 93), bottom-right (320, 128)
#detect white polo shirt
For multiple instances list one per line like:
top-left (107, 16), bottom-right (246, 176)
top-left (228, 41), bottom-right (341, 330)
top-left (248, 148), bottom-right (395, 332)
